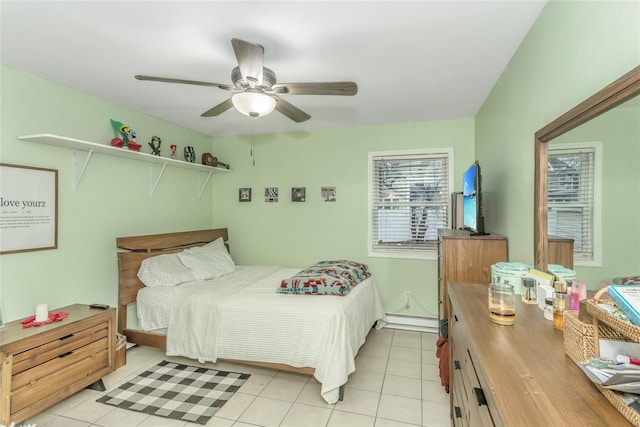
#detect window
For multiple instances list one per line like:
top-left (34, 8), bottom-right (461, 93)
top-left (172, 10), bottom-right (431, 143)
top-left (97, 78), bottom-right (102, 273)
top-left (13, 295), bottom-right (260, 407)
top-left (368, 148), bottom-right (453, 259)
top-left (548, 142), bottom-right (602, 266)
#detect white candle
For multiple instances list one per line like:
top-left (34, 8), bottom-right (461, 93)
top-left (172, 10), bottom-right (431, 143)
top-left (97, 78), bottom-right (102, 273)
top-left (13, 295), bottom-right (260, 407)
top-left (35, 303), bottom-right (48, 322)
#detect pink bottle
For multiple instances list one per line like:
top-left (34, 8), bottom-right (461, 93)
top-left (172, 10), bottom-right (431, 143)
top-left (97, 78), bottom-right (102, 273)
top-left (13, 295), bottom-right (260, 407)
top-left (570, 280), bottom-right (587, 311)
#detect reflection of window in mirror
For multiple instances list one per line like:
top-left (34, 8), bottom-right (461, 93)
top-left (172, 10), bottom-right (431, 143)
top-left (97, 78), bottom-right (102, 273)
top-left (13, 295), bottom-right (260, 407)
top-left (548, 96), bottom-right (639, 272)
top-left (548, 142), bottom-right (602, 266)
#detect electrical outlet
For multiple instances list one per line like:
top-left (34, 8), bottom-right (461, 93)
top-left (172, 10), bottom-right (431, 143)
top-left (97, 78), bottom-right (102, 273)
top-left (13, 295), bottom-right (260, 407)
top-left (404, 291), bottom-right (412, 308)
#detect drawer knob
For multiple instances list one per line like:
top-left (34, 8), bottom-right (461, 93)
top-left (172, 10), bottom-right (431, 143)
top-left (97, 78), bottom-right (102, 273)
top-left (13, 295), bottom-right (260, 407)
top-left (60, 334), bottom-right (74, 340)
top-left (58, 351), bottom-right (73, 358)
top-left (454, 360), bottom-right (461, 370)
top-left (473, 387), bottom-right (487, 406)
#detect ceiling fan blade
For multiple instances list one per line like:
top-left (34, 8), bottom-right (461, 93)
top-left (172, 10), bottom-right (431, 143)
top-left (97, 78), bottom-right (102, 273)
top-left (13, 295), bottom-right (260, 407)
top-left (201, 98), bottom-right (234, 117)
top-left (273, 96), bottom-right (311, 123)
top-left (271, 82), bottom-right (358, 96)
top-left (231, 38), bottom-right (264, 86)
top-left (135, 75), bottom-right (234, 90)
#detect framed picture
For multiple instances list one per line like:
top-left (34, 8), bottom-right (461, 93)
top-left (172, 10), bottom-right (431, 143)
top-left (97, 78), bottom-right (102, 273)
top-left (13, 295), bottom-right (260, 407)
top-left (239, 188), bottom-right (252, 202)
top-left (265, 187), bottom-right (279, 203)
top-left (321, 186), bottom-right (336, 202)
top-left (0, 163), bottom-right (58, 254)
top-left (292, 187), bottom-right (306, 202)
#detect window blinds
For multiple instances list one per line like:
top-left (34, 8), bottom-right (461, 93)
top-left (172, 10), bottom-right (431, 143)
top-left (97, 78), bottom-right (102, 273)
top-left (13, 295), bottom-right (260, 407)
top-left (548, 148), bottom-right (595, 261)
top-left (371, 153), bottom-right (450, 252)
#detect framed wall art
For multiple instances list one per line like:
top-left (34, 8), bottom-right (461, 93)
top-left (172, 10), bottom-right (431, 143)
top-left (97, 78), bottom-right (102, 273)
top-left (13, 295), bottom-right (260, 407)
top-left (239, 188), bottom-right (252, 202)
top-left (292, 187), bottom-right (306, 202)
top-left (321, 186), bottom-right (336, 202)
top-left (265, 187), bottom-right (279, 203)
top-left (0, 163), bottom-right (58, 254)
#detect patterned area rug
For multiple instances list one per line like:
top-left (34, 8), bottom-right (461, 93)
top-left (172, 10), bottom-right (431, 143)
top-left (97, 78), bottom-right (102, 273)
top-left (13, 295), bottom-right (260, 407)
top-left (97, 360), bottom-right (250, 425)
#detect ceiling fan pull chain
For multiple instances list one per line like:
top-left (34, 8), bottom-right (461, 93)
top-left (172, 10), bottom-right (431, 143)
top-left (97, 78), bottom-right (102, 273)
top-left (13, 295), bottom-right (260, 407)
top-left (251, 116), bottom-right (256, 167)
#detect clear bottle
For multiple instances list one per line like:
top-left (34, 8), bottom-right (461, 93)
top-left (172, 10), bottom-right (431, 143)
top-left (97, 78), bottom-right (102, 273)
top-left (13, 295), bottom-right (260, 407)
top-left (488, 283), bottom-right (516, 326)
top-left (521, 277), bottom-right (537, 304)
top-left (553, 292), bottom-right (569, 330)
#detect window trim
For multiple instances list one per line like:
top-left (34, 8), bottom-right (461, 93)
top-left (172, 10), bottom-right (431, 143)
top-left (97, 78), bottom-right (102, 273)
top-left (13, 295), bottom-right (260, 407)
top-left (368, 147), bottom-right (454, 260)
top-left (548, 141), bottom-right (602, 267)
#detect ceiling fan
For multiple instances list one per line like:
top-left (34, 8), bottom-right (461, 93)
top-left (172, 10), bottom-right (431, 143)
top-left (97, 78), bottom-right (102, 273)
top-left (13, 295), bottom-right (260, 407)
top-left (135, 38), bottom-right (358, 123)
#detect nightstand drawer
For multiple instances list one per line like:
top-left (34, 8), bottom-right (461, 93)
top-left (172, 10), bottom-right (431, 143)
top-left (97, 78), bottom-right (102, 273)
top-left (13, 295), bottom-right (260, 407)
top-left (12, 322), bottom-right (109, 374)
top-left (11, 339), bottom-right (109, 414)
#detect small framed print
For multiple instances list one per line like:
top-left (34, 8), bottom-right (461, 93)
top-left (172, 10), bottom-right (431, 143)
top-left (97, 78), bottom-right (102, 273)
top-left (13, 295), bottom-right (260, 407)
top-left (292, 187), bottom-right (306, 202)
top-left (239, 188), bottom-right (252, 202)
top-left (265, 187), bottom-right (279, 203)
top-left (321, 186), bottom-right (336, 202)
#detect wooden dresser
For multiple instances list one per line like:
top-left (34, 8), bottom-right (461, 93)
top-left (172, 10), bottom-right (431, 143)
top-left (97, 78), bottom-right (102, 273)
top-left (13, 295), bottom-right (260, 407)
top-left (438, 229), bottom-right (507, 322)
top-left (0, 304), bottom-right (116, 425)
top-left (548, 235), bottom-right (574, 269)
top-left (448, 282), bottom-right (631, 426)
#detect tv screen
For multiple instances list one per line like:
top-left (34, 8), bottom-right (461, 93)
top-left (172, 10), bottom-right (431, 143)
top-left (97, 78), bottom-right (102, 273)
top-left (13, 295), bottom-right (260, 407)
top-left (462, 161), bottom-right (486, 235)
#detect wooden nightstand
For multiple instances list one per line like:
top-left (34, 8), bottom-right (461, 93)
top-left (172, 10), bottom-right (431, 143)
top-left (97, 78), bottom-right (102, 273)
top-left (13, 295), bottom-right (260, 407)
top-left (0, 304), bottom-right (116, 425)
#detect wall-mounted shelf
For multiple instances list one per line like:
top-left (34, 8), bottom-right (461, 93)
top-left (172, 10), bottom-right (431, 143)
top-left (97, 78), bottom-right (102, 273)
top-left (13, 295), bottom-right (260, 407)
top-left (18, 134), bottom-right (231, 197)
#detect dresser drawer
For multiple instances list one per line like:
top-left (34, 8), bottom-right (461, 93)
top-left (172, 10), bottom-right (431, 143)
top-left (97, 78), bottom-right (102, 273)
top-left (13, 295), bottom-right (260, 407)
top-left (11, 338), bottom-right (109, 414)
top-left (12, 322), bottom-right (109, 374)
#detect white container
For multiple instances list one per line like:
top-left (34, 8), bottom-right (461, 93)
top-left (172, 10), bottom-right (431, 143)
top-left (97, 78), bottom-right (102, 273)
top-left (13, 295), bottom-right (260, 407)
top-left (548, 264), bottom-right (576, 283)
top-left (491, 262), bottom-right (532, 295)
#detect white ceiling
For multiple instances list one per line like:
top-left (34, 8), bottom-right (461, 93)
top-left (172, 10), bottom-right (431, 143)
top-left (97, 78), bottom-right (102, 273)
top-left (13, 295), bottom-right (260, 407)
top-left (1, 1), bottom-right (546, 138)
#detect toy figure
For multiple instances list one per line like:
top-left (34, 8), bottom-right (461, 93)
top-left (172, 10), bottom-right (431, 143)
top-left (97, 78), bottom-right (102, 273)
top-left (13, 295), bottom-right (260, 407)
top-left (110, 119), bottom-right (141, 151)
top-left (170, 144), bottom-right (177, 159)
top-left (149, 136), bottom-right (161, 156)
top-left (184, 146), bottom-right (195, 163)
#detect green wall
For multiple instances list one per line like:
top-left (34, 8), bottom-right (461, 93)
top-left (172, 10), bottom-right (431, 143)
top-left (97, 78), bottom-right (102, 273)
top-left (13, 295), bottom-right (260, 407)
top-left (1, 66), bottom-right (215, 320)
top-left (475, 0), bottom-right (640, 289)
top-left (210, 120), bottom-right (475, 318)
top-left (0, 65), bottom-right (475, 322)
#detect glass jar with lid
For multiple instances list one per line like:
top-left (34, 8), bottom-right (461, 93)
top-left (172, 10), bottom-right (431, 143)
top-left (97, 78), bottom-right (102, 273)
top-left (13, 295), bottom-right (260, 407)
top-left (488, 283), bottom-right (515, 325)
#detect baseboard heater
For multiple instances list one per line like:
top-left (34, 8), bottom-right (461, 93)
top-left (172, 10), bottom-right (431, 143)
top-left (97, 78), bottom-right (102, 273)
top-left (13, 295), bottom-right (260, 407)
top-left (383, 313), bottom-right (438, 333)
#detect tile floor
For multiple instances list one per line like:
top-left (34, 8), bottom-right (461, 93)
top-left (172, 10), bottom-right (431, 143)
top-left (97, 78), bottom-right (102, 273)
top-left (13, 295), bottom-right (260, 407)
top-left (19, 329), bottom-right (450, 427)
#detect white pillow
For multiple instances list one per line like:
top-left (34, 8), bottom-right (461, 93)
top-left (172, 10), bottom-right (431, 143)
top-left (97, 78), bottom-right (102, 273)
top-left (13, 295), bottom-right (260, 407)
top-left (177, 237), bottom-right (235, 280)
top-left (137, 253), bottom-right (197, 287)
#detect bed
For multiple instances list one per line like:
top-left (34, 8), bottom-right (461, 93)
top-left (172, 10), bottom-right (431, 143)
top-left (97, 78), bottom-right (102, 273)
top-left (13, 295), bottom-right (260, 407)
top-left (116, 228), bottom-right (387, 403)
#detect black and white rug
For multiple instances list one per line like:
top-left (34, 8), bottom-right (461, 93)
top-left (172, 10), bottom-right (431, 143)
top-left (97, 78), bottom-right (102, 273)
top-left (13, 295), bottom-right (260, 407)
top-left (97, 360), bottom-right (250, 425)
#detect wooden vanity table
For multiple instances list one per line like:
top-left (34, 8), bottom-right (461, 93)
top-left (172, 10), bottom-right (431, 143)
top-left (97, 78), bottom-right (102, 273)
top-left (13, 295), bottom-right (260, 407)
top-left (448, 282), bottom-right (631, 426)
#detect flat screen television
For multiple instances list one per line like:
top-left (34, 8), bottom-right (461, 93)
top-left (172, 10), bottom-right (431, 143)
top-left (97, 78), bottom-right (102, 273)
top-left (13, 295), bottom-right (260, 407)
top-left (462, 161), bottom-right (487, 235)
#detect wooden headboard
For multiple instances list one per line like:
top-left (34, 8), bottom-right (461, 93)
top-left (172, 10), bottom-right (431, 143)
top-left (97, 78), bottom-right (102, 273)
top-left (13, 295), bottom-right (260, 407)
top-left (116, 228), bottom-right (228, 345)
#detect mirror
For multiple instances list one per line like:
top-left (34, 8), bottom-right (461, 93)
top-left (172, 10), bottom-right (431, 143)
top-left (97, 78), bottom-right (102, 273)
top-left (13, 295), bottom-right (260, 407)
top-left (534, 66), bottom-right (640, 275)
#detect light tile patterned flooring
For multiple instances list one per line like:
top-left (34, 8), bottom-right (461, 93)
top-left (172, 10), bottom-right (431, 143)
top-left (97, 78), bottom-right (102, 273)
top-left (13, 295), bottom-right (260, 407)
top-left (20, 329), bottom-right (450, 427)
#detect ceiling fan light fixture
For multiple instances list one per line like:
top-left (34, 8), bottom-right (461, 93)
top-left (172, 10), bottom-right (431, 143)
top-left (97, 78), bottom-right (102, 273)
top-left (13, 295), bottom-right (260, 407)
top-left (232, 91), bottom-right (276, 117)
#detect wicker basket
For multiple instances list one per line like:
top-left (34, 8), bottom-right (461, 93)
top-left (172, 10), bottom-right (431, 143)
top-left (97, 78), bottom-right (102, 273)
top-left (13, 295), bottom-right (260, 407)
top-left (587, 299), bottom-right (640, 343)
top-left (584, 298), bottom-right (640, 426)
top-left (563, 310), bottom-right (629, 363)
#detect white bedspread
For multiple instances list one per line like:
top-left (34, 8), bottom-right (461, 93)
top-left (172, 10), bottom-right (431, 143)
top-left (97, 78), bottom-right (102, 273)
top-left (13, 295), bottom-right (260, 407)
top-left (160, 265), bottom-right (386, 403)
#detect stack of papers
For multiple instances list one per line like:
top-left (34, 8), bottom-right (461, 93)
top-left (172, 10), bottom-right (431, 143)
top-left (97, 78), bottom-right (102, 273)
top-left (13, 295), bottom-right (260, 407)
top-left (580, 361), bottom-right (640, 394)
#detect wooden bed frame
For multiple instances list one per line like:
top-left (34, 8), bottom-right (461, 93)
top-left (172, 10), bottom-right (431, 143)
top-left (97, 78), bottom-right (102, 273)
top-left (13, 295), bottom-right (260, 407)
top-left (116, 228), bottom-right (316, 377)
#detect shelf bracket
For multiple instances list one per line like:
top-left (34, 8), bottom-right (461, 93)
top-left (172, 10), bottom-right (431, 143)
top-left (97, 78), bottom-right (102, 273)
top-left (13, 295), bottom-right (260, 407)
top-left (149, 163), bottom-right (167, 197)
top-left (72, 149), bottom-right (94, 195)
top-left (198, 170), bottom-right (214, 198)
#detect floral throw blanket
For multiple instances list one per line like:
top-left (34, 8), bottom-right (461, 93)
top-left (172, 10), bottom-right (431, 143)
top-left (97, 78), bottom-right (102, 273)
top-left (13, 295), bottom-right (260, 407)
top-left (278, 260), bottom-right (371, 296)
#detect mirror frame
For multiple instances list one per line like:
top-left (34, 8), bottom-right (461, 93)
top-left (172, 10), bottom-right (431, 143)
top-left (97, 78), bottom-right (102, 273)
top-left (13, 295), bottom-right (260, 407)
top-left (534, 65), bottom-right (640, 271)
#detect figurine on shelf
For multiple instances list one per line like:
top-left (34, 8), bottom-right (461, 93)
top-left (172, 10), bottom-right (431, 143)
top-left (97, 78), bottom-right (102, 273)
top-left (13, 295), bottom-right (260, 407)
top-left (149, 136), bottom-right (161, 156)
top-left (170, 144), bottom-right (177, 159)
top-left (184, 146), bottom-right (195, 163)
top-left (110, 119), bottom-right (141, 152)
